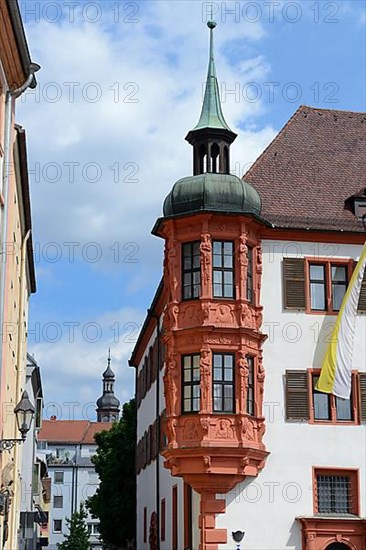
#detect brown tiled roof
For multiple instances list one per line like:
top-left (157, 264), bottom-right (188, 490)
top-left (38, 420), bottom-right (112, 444)
top-left (244, 105), bottom-right (366, 232)
top-left (82, 422), bottom-right (112, 444)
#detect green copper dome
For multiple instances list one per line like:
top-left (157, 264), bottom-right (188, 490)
top-left (163, 173), bottom-right (261, 217)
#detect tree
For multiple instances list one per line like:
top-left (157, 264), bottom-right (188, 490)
top-left (57, 503), bottom-right (90, 550)
top-left (87, 399), bottom-right (136, 548)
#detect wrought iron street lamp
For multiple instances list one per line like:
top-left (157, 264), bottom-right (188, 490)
top-left (0, 391), bottom-right (35, 452)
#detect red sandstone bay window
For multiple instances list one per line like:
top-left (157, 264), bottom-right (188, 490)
top-left (283, 257), bottom-right (366, 312)
top-left (285, 370), bottom-right (366, 423)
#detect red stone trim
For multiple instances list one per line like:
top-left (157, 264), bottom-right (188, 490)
top-left (312, 467), bottom-right (360, 516)
top-left (304, 257), bottom-right (354, 315)
top-left (298, 516), bottom-right (366, 550)
top-left (199, 492), bottom-right (227, 550)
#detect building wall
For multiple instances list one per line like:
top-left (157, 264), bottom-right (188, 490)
top-left (214, 239), bottom-right (366, 549)
top-left (46, 443), bottom-right (102, 550)
top-left (136, 238), bottom-right (366, 549)
top-left (0, 110), bottom-right (32, 550)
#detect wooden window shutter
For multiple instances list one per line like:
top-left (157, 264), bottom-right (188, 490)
top-left (152, 338), bottom-right (158, 382)
top-left (359, 373), bottom-right (366, 422)
top-left (357, 269), bottom-right (366, 312)
top-left (283, 258), bottom-right (306, 309)
top-left (285, 370), bottom-right (309, 421)
top-left (159, 410), bottom-right (167, 451)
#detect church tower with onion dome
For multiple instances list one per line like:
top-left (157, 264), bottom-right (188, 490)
top-left (96, 349), bottom-right (120, 422)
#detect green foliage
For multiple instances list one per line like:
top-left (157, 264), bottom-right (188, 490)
top-left (87, 399), bottom-right (136, 548)
top-left (57, 503), bottom-right (90, 550)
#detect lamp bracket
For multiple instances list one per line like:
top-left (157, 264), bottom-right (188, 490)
top-left (0, 439), bottom-right (24, 453)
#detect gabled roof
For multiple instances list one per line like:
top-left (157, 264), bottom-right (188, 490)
top-left (244, 105), bottom-right (366, 233)
top-left (38, 420), bottom-right (111, 444)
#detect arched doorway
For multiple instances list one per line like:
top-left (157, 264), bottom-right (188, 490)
top-left (326, 543), bottom-right (351, 550)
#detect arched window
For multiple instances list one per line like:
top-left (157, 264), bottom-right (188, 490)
top-left (211, 143), bottom-right (220, 173)
top-left (199, 144), bottom-right (207, 173)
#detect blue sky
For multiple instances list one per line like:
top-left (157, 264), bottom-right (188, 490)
top-left (17, 0), bottom-right (365, 420)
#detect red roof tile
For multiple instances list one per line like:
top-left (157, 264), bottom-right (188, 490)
top-left (38, 420), bottom-right (112, 444)
top-left (244, 105), bottom-right (366, 232)
top-left (82, 422), bottom-right (112, 444)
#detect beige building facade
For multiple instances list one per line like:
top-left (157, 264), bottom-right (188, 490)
top-left (0, 0), bottom-right (38, 547)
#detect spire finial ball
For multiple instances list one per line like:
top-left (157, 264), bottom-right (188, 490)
top-left (207, 20), bottom-right (217, 29)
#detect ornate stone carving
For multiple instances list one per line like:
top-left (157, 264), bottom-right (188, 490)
top-left (215, 418), bottom-right (234, 439)
top-left (257, 356), bottom-right (265, 413)
top-left (166, 417), bottom-right (177, 445)
top-left (238, 351), bottom-right (249, 414)
top-left (241, 457), bottom-right (250, 472)
top-left (240, 303), bottom-right (254, 328)
top-left (238, 235), bottom-right (248, 266)
top-left (184, 419), bottom-right (200, 441)
top-left (215, 304), bottom-right (234, 324)
top-left (183, 304), bottom-right (201, 326)
top-left (203, 334), bottom-right (239, 345)
top-left (203, 456), bottom-right (211, 472)
top-left (256, 245), bottom-right (263, 298)
top-left (170, 303), bottom-right (179, 330)
top-left (257, 418), bottom-right (266, 441)
top-left (164, 239), bottom-right (179, 301)
top-left (200, 234), bottom-right (212, 285)
top-left (163, 355), bottom-right (179, 416)
top-left (202, 302), bottom-right (211, 323)
top-left (241, 416), bottom-right (255, 442)
top-left (200, 350), bottom-right (211, 412)
top-left (200, 416), bottom-right (211, 434)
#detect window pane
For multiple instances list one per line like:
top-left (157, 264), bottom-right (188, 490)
top-left (213, 241), bottom-right (222, 255)
top-left (184, 255), bottom-right (192, 270)
top-left (192, 368), bottom-right (200, 382)
top-left (224, 355), bottom-right (233, 367)
top-left (336, 396), bottom-right (352, 421)
top-left (332, 284), bottom-right (346, 311)
top-left (184, 356), bottom-right (191, 368)
top-left (192, 355), bottom-right (200, 368)
top-left (213, 384), bottom-right (221, 398)
top-left (224, 284), bottom-right (233, 297)
top-left (192, 284), bottom-right (200, 298)
top-left (193, 385), bottom-right (200, 398)
top-left (313, 392), bottom-right (331, 420)
top-left (332, 266), bottom-right (347, 282)
top-left (310, 265), bottom-right (325, 280)
top-left (224, 271), bottom-right (233, 284)
top-left (224, 385), bottom-right (233, 399)
top-left (311, 283), bottom-right (326, 310)
top-left (184, 369), bottom-right (191, 382)
top-left (213, 354), bottom-right (222, 368)
top-left (224, 368), bottom-right (233, 381)
top-left (214, 284), bottom-right (222, 297)
top-left (224, 398), bottom-right (233, 412)
top-left (223, 242), bottom-right (233, 255)
top-left (214, 367), bottom-right (222, 380)
top-left (213, 271), bottom-right (222, 284)
top-left (224, 254), bottom-right (233, 268)
top-left (184, 386), bottom-right (191, 398)
top-left (317, 475), bottom-right (350, 514)
top-left (192, 398), bottom-right (200, 411)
